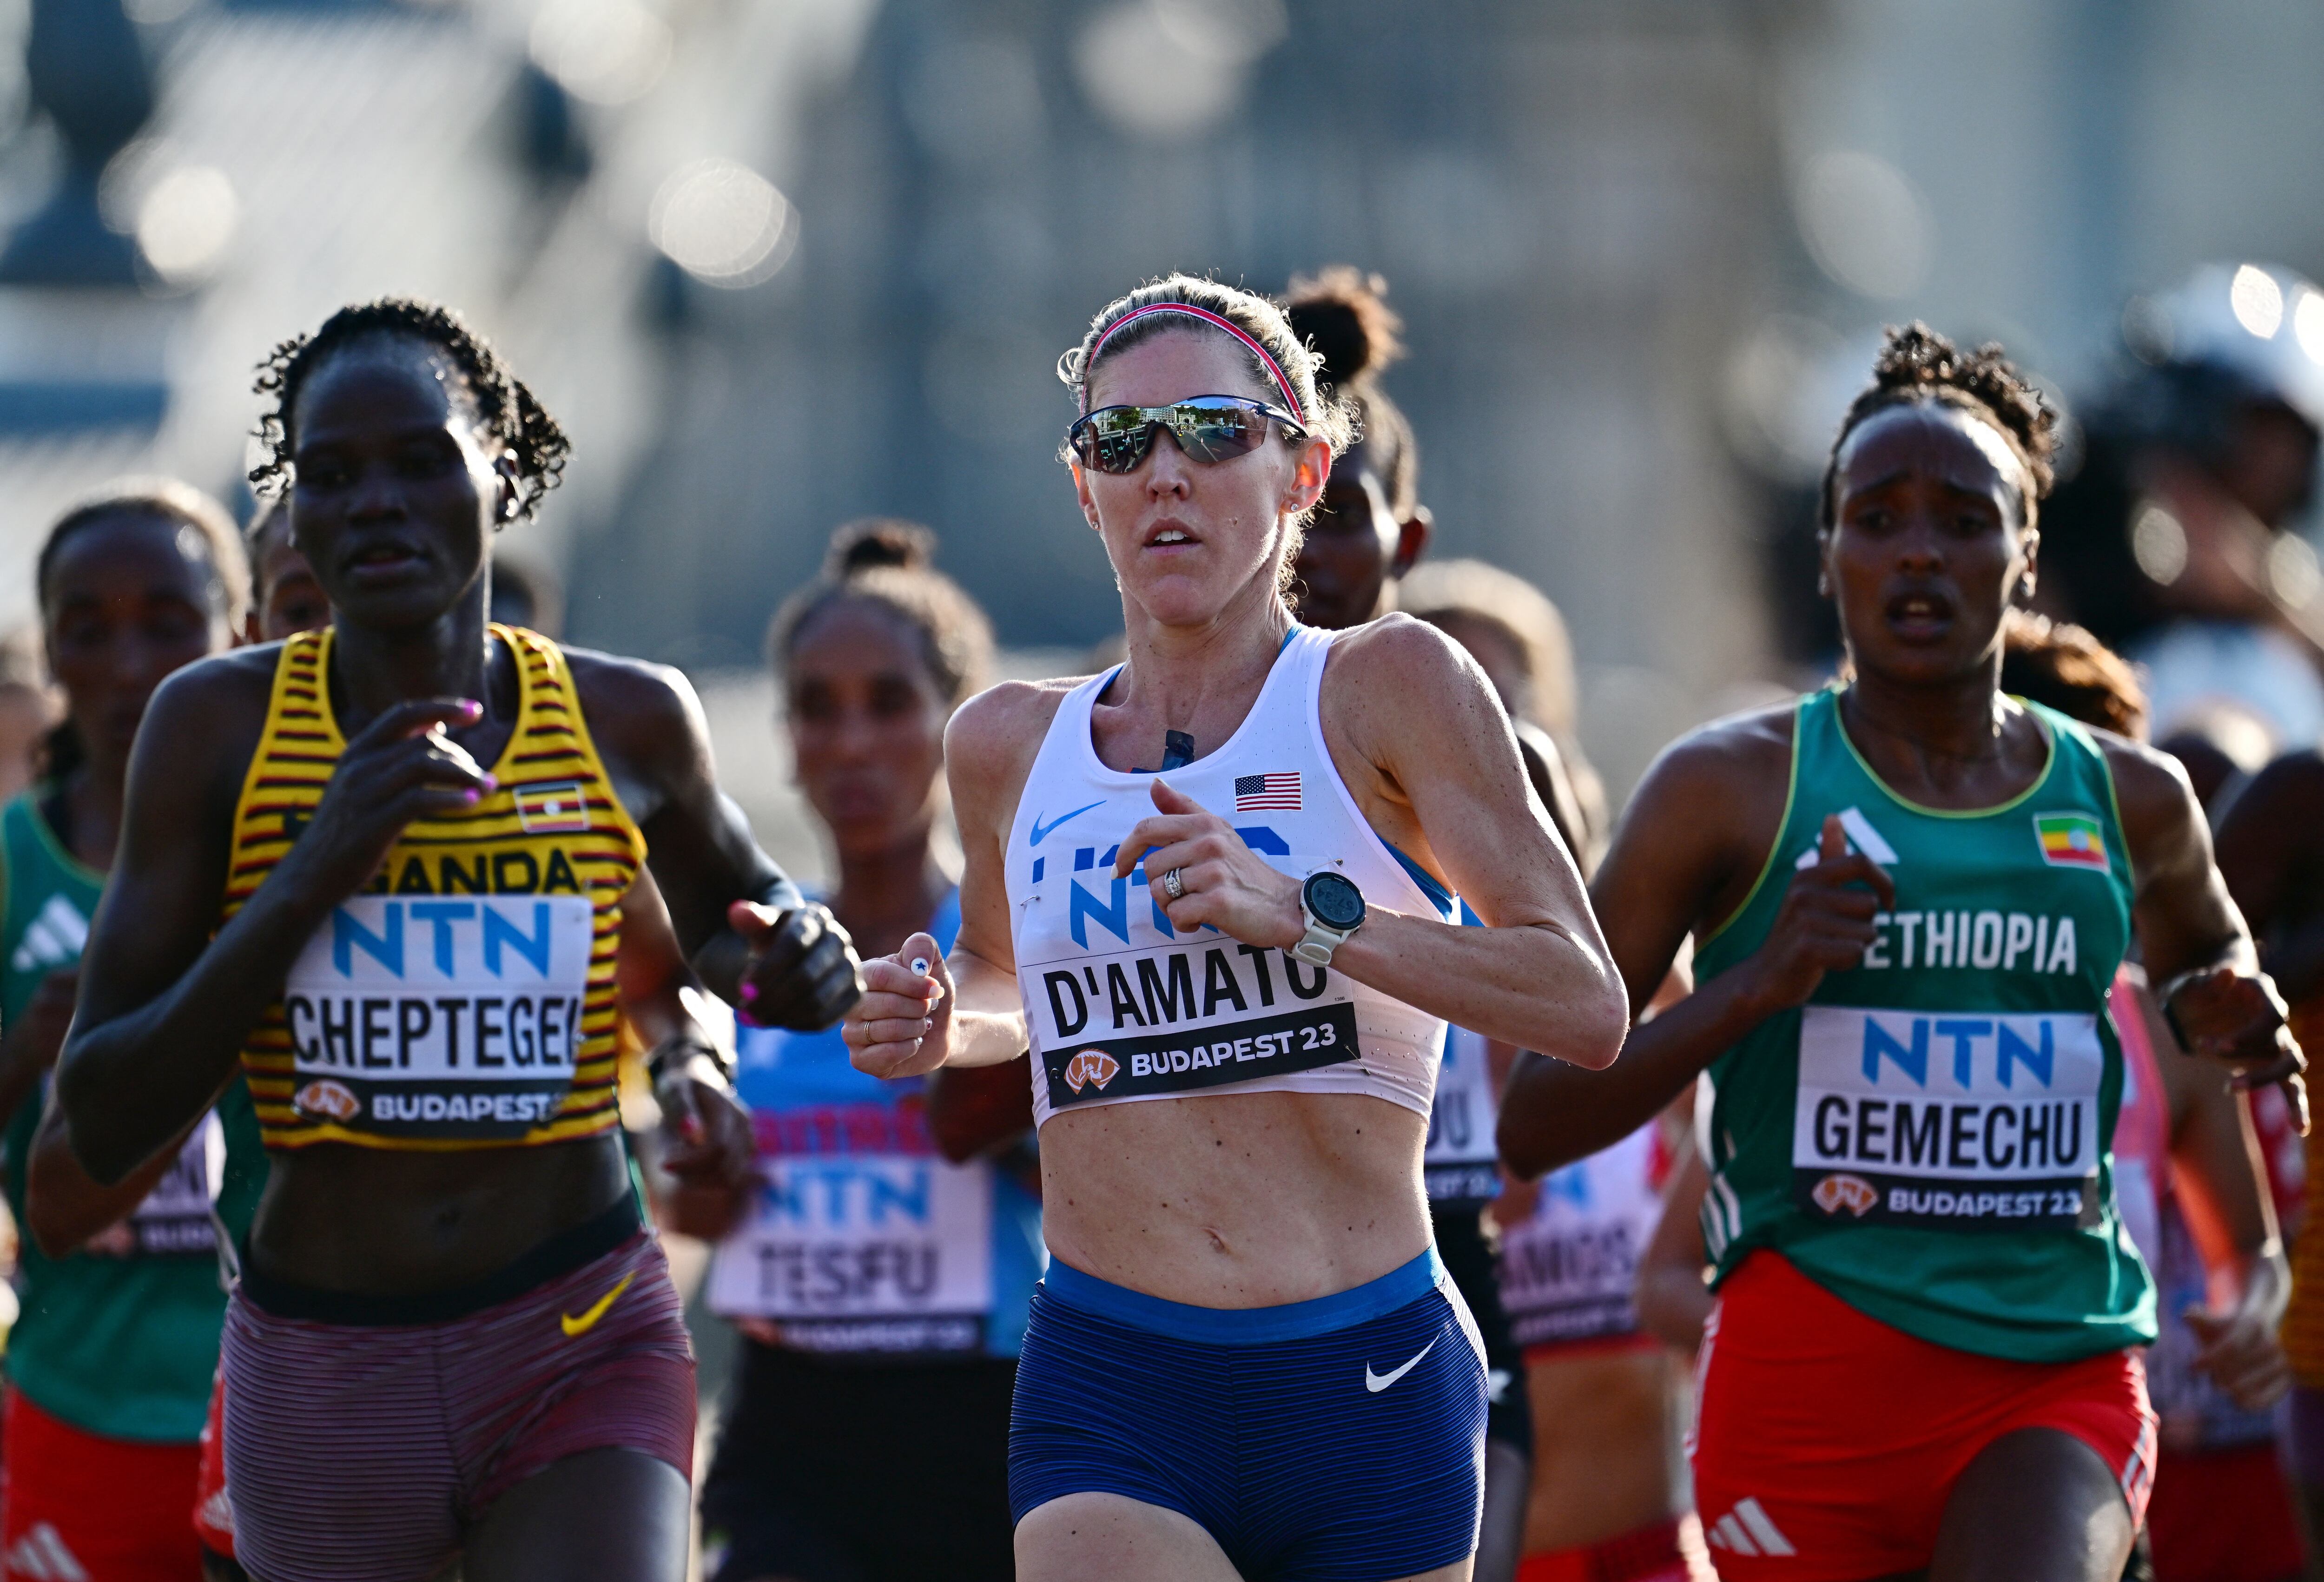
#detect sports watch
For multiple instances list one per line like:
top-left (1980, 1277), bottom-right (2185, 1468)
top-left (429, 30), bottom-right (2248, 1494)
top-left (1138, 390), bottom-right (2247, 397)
top-left (1294, 871), bottom-right (1367, 966)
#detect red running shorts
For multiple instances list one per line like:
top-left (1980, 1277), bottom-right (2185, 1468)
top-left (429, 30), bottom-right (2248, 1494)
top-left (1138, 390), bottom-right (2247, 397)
top-left (2146, 1443), bottom-right (2306, 1582)
top-left (1689, 1252), bottom-right (2155, 1580)
top-left (1517, 1515), bottom-right (1703, 1581)
top-left (0, 1389), bottom-right (202, 1582)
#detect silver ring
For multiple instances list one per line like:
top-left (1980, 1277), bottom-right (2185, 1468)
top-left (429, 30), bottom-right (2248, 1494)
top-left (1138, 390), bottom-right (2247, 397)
top-left (1162, 867), bottom-right (1185, 900)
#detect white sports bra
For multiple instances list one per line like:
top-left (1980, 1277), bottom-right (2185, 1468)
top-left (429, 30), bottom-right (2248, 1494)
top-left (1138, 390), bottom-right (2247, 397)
top-left (1005, 624), bottom-right (1451, 1126)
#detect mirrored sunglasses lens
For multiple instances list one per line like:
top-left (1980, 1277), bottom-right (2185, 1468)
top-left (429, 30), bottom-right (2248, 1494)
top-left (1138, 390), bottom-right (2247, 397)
top-left (1174, 404), bottom-right (1265, 462)
top-left (1076, 411), bottom-right (1155, 473)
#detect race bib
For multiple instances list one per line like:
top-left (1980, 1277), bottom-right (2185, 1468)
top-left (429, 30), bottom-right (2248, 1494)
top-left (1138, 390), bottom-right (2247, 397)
top-left (707, 1152), bottom-right (995, 1353)
top-left (1425, 1026), bottom-right (1500, 1200)
top-left (125, 1112), bottom-right (224, 1255)
top-left (281, 895), bottom-right (592, 1140)
top-left (1497, 1124), bottom-right (1658, 1346)
top-left (1021, 938), bottom-right (1357, 1112)
top-left (1794, 1005), bottom-right (2106, 1232)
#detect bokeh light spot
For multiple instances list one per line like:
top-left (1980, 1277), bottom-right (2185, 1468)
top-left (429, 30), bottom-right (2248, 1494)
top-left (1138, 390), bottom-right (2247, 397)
top-left (2230, 263), bottom-right (2284, 339)
top-left (649, 158), bottom-right (797, 287)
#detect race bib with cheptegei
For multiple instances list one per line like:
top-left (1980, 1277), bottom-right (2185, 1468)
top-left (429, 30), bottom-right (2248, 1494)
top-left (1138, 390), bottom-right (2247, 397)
top-left (281, 894), bottom-right (594, 1140)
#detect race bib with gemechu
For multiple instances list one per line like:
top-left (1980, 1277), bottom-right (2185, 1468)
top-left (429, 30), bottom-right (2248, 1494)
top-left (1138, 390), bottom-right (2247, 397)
top-left (280, 894), bottom-right (592, 1140)
top-left (1793, 1004), bottom-right (2106, 1232)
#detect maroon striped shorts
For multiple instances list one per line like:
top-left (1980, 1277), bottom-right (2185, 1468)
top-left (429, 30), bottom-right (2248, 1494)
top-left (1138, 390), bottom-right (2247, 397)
top-left (221, 1206), bottom-right (694, 1582)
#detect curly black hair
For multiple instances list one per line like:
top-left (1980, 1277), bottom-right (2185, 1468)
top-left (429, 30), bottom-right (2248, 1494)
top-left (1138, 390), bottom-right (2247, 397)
top-left (1819, 323), bottom-right (2059, 530)
top-left (249, 297), bottom-right (570, 521)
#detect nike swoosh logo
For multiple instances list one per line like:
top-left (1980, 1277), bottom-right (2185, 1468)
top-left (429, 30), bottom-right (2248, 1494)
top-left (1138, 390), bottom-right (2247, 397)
top-left (1365, 1337), bottom-right (1437, 1393)
top-left (1030, 801), bottom-right (1106, 847)
top-left (561, 1271), bottom-right (636, 1338)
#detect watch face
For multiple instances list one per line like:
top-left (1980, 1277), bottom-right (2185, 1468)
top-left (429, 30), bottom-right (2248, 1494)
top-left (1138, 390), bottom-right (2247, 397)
top-left (1306, 872), bottom-right (1365, 931)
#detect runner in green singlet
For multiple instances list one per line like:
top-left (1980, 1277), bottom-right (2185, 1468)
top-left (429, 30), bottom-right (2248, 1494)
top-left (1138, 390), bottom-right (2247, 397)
top-left (0, 481), bottom-right (264, 1582)
top-left (1498, 325), bottom-right (2303, 1581)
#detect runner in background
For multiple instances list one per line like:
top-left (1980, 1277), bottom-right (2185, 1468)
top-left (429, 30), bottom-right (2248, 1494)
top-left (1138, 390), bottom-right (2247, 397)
top-left (1281, 270), bottom-right (1533, 1582)
top-left (2209, 688), bottom-right (2324, 1569)
top-left (0, 481), bottom-right (266, 1582)
top-left (1282, 267), bottom-right (1431, 633)
top-left (1401, 560), bottom-right (1605, 883)
top-left (2003, 614), bottom-right (2301, 1582)
top-left (1400, 558), bottom-right (1688, 1579)
top-left (0, 627), bottom-right (57, 807)
top-left (243, 496), bottom-right (329, 646)
top-left (1501, 325), bottom-right (2303, 1579)
top-left (682, 521), bottom-right (1038, 1582)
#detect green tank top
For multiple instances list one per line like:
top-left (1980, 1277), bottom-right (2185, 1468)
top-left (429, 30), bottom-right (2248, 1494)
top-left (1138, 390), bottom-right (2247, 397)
top-left (1691, 688), bottom-right (2154, 1362)
top-left (0, 792), bottom-right (268, 1442)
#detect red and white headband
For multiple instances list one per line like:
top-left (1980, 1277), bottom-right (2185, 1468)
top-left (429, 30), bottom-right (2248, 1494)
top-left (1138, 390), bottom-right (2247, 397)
top-left (1083, 303), bottom-right (1307, 422)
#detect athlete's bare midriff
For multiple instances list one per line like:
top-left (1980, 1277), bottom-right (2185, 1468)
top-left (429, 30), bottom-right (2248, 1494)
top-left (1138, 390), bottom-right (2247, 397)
top-left (1036, 1087), bottom-right (1430, 1308)
top-left (248, 1133), bottom-right (631, 1294)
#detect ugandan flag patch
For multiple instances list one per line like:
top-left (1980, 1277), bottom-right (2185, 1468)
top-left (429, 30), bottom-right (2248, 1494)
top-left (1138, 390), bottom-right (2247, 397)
top-left (515, 781), bottom-right (591, 834)
top-left (2034, 811), bottom-right (2109, 871)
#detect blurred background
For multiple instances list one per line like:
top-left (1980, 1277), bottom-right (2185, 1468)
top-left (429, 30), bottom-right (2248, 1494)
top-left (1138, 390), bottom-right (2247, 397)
top-left (1, 0), bottom-right (2323, 874)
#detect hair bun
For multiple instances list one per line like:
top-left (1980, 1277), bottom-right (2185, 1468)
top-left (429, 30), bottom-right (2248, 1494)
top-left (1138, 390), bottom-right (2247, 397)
top-left (827, 518), bottom-right (936, 575)
top-left (1285, 265), bottom-right (1404, 390)
top-left (1868, 321), bottom-right (2060, 488)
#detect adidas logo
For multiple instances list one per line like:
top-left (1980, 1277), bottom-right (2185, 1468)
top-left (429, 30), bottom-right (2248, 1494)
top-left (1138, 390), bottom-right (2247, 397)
top-left (5, 1522), bottom-right (90, 1581)
top-left (1704, 1496), bottom-right (1796, 1558)
top-left (7, 895), bottom-right (86, 977)
top-left (1794, 805), bottom-right (1900, 871)
top-left (198, 1485), bottom-right (235, 1536)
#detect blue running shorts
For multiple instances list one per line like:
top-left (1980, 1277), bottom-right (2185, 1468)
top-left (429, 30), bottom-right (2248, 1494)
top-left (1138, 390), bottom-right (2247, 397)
top-left (1009, 1247), bottom-right (1487, 1581)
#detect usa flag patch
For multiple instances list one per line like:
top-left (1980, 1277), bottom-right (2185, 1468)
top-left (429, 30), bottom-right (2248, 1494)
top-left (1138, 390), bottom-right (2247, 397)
top-left (515, 781), bottom-right (591, 834)
top-left (1235, 772), bottom-right (1301, 812)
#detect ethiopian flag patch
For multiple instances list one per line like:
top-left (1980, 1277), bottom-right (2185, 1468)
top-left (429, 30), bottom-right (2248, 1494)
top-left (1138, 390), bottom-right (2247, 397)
top-left (2034, 812), bottom-right (2109, 871)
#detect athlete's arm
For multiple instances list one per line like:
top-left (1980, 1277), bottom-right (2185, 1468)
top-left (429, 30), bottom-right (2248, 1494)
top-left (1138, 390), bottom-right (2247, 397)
top-left (2143, 975), bottom-right (2293, 1411)
top-left (568, 653), bottom-right (861, 1032)
top-left (23, 1093), bottom-right (200, 1257)
top-left (1110, 619), bottom-right (1627, 1066)
top-left (2106, 738), bottom-right (2305, 1113)
top-left (1499, 713), bottom-right (1892, 1178)
top-left (1634, 1145), bottom-right (1714, 1352)
top-left (57, 660), bottom-right (493, 1184)
top-left (848, 682), bottom-right (1053, 1079)
top-left (2215, 751), bottom-right (2324, 1002)
top-left (615, 868), bottom-right (750, 1194)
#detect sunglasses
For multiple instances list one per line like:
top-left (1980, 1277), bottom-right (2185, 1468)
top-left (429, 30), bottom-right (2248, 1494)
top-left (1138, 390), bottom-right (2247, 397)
top-left (1064, 396), bottom-right (1307, 475)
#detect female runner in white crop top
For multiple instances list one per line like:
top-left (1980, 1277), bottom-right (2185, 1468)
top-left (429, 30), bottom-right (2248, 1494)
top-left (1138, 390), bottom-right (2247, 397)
top-left (844, 275), bottom-right (1627, 1582)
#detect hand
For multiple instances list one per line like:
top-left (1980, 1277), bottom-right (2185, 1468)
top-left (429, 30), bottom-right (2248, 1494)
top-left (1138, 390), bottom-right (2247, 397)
top-left (274, 698), bottom-right (497, 907)
top-left (730, 900), bottom-right (862, 1030)
top-left (842, 933), bottom-right (950, 1080)
top-left (1742, 814), bottom-right (1896, 1014)
top-left (2164, 966), bottom-right (2309, 1133)
top-left (2184, 1302), bottom-right (2293, 1412)
top-left (0, 968), bottom-right (78, 1084)
top-left (654, 1063), bottom-right (755, 1193)
top-left (1113, 780), bottom-right (1302, 947)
